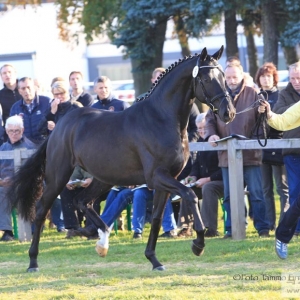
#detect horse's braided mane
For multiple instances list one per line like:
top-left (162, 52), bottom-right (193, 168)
top-left (136, 53), bottom-right (203, 102)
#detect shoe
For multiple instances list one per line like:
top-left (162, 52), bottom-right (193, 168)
top-left (133, 232), bottom-right (142, 239)
top-left (0, 232), bottom-right (14, 242)
top-left (275, 239), bottom-right (287, 259)
top-left (65, 229), bottom-right (80, 239)
top-left (57, 228), bottom-right (68, 233)
top-left (177, 227), bottom-right (193, 238)
top-left (204, 229), bottom-right (220, 238)
top-left (73, 226), bottom-right (97, 238)
top-left (87, 234), bottom-right (99, 240)
top-left (159, 230), bottom-right (177, 238)
top-left (259, 231), bottom-right (270, 238)
top-left (223, 232), bottom-right (232, 239)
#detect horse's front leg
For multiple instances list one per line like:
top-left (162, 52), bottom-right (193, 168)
top-left (28, 195), bottom-right (54, 272)
top-left (152, 168), bottom-right (205, 259)
top-left (145, 190), bottom-right (169, 271)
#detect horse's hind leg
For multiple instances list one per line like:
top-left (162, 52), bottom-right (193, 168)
top-left (75, 179), bottom-right (112, 232)
top-left (145, 190), bottom-right (169, 271)
top-left (28, 159), bottom-right (74, 272)
top-left (28, 187), bottom-right (61, 272)
top-left (74, 179), bottom-right (112, 257)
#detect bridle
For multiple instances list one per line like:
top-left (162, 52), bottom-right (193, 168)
top-left (193, 57), bottom-right (230, 113)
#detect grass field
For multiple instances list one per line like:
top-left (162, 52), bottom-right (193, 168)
top-left (0, 199), bottom-right (299, 300)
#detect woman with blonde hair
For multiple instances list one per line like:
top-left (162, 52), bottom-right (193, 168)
top-left (38, 80), bottom-right (82, 134)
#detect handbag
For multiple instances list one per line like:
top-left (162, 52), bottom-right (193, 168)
top-left (262, 148), bottom-right (284, 166)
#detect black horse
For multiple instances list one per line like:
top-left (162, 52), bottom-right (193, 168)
top-left (8, 46), bottom-right (235, 272)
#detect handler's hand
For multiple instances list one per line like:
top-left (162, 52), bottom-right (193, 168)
top-left (258, 100), bottom-right (273, 119)
top-left (208, 135), bottom-right (220, 147)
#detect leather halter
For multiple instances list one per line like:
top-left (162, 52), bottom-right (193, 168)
top-left (193, 58), bottom-right (230, 112)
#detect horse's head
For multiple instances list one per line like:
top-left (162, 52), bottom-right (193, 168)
top-left (193, 46), bottom-right (236, 123)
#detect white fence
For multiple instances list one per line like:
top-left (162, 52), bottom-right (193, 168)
top-left (3, 139), bottom-right (300, 241)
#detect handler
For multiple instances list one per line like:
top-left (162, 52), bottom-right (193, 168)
top-left (259, 98), bottom-right (300, 259)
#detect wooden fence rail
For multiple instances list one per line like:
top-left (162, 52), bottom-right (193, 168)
top-left (3, 139), bottom-right (300, 241)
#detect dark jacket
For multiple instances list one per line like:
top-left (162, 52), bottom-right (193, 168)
top-left (37, 101), bottom-right (81, 136)
top-left (74, 91), bottom-right (94, 107)
top-left (92, 94), bottom-right (130, 111)
top-left (260, 87), bottom-right (282, 139)
top-left (189, 138), bottom-right (222, 181)
top-left (273, 83), bottom-right (300, 155)
top-left (0, 83), bottom-right (21, 123)
top-left (0, 136), bottom-right (36, 179)
top-left (205, 80), bottom-right (262, 167)
top-left (10, 95), bottom-right (51, 144)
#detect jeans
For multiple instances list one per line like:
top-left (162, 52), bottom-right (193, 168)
top-left (222, 166), bottom-right (269, 235)
top-left (276, 194), bottom-right (300, 243)
top-left (132, 189), bottom-right (177, 233)
top-left (283, 155), bottom-right (300, 233)
top-left (0, 187), bottom-right (12, 231)
top-left (101, 188), bottom-right (133, 227)
top-left (51, 197), bottom-right (65, 231)
top-left (60, 187), bottom-right (84, 229)
top-left (261, 163), bottom-right (289, 230)
top-left (162, 198), bottom-right (177, 232)
top-left (132, 188), bottom-right (154, 234)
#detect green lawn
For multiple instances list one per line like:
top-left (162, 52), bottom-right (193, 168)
top-left (0, 199), bottom-right (299, 300)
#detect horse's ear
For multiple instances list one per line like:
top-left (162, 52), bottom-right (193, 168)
top-left (200, 47), bottom-right (208, 61)
top-left (212, 46), bottom-right (224, 61)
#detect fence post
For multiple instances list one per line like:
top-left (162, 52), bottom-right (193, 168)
top-left (227, 139), bottom-right (246, 240)
top-left (13, 149), bottom-right (32, 242)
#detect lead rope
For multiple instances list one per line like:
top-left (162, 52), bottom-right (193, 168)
top-left (250, 91), bottom-right (268, 147)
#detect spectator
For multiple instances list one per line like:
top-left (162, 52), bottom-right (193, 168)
top-left (0, 115), bottom-right (36, 241)
top-left (62, 165), bottom-right (93, 235)
top-left (131, 185), bottom-right (154, 238)
top-left (205, 63), bottom-right (270, 238)
top-left (92, 76), bottom-right (130, 111)
top-left (255, 62), bottom-right (289, 231)
top-left (69, 71), bottom-right (94, 107)
top-left (0, 64), bottom-right (21, 143)
top-left (272, 61), bottom-right (300, 237)
top-left (258, 89), bottom-right (300, 259)
top-left (10, 77), bottom-right (51, 145)
top-left (38, 80), bottom-right (83, 232)
top-left (38, 80), bottom-right (82, 135)
top-left (179, 113), bottom-right (224, 238)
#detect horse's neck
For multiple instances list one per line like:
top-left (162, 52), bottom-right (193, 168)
top-left (150, 74), bottom-right (194, 130)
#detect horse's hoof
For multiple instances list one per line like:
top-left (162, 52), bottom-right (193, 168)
top-left (95, 241), bottom-right (108, 257)
top-left (153, 265), bottom-right (166, 271)
top-left (27, 267), bottom-right (39, 272)
top-left (191, 241), bottom-right (205, 256)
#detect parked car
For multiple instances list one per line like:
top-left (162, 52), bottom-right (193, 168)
top-left (111, 80), bottom-right (135, 102)
top-left (277, 70), bottom-right (289, 90)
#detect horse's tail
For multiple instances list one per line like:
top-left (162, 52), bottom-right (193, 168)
top-left (7, 138), bottom-right (48, 222)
